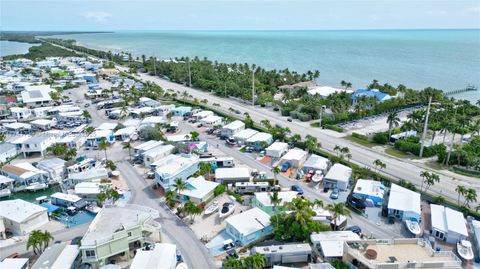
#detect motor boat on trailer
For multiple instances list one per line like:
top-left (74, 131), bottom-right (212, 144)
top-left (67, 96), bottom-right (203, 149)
top-left (311, 171), bottom-right (324, 183)
top-left (405, 220), bottom-right (422, 236)
top-left (457, 240), bottom-right (474, 261)
top-left (204, 201), bottom-right (219, 216)
top-left (219, 201), bottom-right (236, 218)
top-left (25, 182), bottom-right (48, 191)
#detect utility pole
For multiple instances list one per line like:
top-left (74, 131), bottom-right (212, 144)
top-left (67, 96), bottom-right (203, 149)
top-left (252, 69), bottom-right (255, 106)
top-left (187, 58), bottom-right (192, 87)
top-left (318, 105), bottom-right (326, 128)
top-left (419, 95), bottom-right (432, 158)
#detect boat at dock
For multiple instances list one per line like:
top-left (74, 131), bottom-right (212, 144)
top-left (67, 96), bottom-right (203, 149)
top-left (405, 220), bottom-right (422, 236)
top-left (25, 182), bottom-right (48, 191)
top-left (457, 240), bottom-right (474, 261)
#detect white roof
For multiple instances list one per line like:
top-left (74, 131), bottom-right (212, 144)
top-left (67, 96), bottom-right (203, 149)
top-left (0, 199), bottom-right (47, 223)
top-left (134, 140), bottom-right (163, 151)
top-left (246, 132), bottom-right (272, 143)
top-left (0, 174), bottom-right (14, 184)
top-left (233, 128), bottom-right (258, 140)
top-left (281, 148), bottom-right (308, 162)
top-left (307, 86), bottom-right (352, 97)
top-left (144, 144), bottom-right (175, 158)
top-left (215, 167), bottom-right (250, 179)
top-left (88, 129), bottom-right (112, 139)
top-left (21, 85), bottom-right (53, 103)
top-left (310, 231), bottom-right (361, 243)
top-left (51, 192), bottom-right (82, 203)
top-left (130, 243), bottom-right (176, 269)
top-left (180, 176), bottom-right (219, 200)
top-left (387, 184), bottom-right (421, 215)
top-left (122, 119), bottom-right (141, 128)
top-left (6, 135), bottom-right (31, 144)
top-left (166, 134), bottom-right (190, 143)
top-left (114, 126), bottom-right (137, 136)
top-left (96, 122), bottom-right (118, 131)
top-left (431, 204), bottom-right (467, 236)
top-left (0, 258), bottom-right (29, 269)
top-left (266, 142), bottom-right (288, 152)
top-left (254, 191), bottom-right (298, 207)
top-left (193, 110), bottom-right (213, 118)
top-left (30, 119), bottom-right (55, 126)
top-left (141, 116), bottom-right (166, 125)
top-left (303, 154), bottom-right (329, 170)
top-left (223, 120), bottom-right (244, 130)
top-left (154, 155), bottom-right (198, 179)
top-left (226, 207), bottom-right (271, 235)
top-left (4, 122), bottom-right (31, 130)
top-left (200, 115), bottom-right (222, 124)
top-left (319, 241), bottom-right (345, 257)
top-left (10, 107), bottom-right (29, 113)
top-left (75, 182), bottom-right (102, 195)
top-left (353, 179), bottom-right (385, 199)
top-left (31, 243), bottom-right (80, 269)
top-left (324, 163), bottom-right (352, 183)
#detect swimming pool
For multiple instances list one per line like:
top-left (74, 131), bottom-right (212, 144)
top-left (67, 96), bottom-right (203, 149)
top-left (56, 211), bottom-right (96, 228)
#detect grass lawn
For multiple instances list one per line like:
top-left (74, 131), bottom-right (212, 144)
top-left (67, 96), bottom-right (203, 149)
top-left (344, 135), bottom-right (377, 148)
top-left (384, 147), bottom-right (420, 159)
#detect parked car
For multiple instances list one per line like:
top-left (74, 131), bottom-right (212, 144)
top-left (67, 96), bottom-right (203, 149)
top-left (84, 103), bottom-right (90, 108)
top-left (281, 162), bottom-right (291, 172)
top-left (291, 185), bottom-right (304, 195)
top-left (345, 225), bottom-right (362, 235)
top-left (146, 171), bottom-right (155, 179)
top-left (287, 118), bottom-right (292, 122)
top-left (330, 189), bottom-right (339, 200)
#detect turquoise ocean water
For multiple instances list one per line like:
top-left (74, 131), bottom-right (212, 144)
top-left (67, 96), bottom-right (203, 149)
top-left (39, 30), bottom-right (480, 101)
top-left (0, 41), bottom-right (39, 57)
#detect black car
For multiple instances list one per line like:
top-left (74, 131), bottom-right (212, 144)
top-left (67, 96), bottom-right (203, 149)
top-left (347, 194), bottom-right (366, 210)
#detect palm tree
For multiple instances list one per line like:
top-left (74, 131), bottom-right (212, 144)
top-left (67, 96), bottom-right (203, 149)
top-left (455, 185), bottom-right (466, 206)
top-left (122, 141), bottom-right (132, 161)
top-left (172, 178), bottom-right (188, 196)
top-left (0, 133), bottom-right (5, 142)
top-left (164, 190), bottom-right (176, 208)
top-left (386, 112), bottom-right (400, 140)
top-left (47, 144), bottom-right (67, 157)
top-left (86, 126), bottom-right (95, 134)
top-left (313, 199), bottom-right (324, 209)
top-left (184, 200), bottom-right (202, 223)
top-left (464, 188), bottom-right (477, 208)
top-left (340, 147), bottom-right (350, 159)
top-left (333, 145), bottom-right (341, 157)
top-left (269, 191), bottom-right (283, 227)
top-left (271, 166), bottom-right (280, 186)
top-left (64, 148), bottom-right (77, 161)
top-left (250, 252), bottom-right (266, 269)
top-left (224, 257), bottom-right (242, 269)
top-left (198, 162), bottom-right (213, 177)
top-left (82, 110), bottom-right (91, 122)
top-left (98, 137), bottom-right (109, 161)
top-left (285, 197), bottom-right (315, 226)
top-left (304, 135), bottom-right (319, 153)
top-left (424, 172), bottom-right (440, 193)
top-left (190, 131), bottom-right (200, 141)
top-left (373, 159), bottom-right (386, 173)
top-left (326, 202), bottom-right (351, 231)
top-left (27, 230), bottom-right (53, 256)
top-left (420, 171), bottom-right (430, 192)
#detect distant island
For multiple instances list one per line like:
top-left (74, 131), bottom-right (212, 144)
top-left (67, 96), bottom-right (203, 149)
top-left (0, 31), bottom-right (113, 44)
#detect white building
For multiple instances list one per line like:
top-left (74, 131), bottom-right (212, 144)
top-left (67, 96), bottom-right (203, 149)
top-left (113, 126), bottom-right (138, 141)
top-left (21, 135), bottom-right (55, 158)
top-left (4, 122), bottom-right (32, 133)
top-left (221, 120), bottom-right (245, 138)
top-left (178, 176), bottom-right (219, 205)
top-left (387, 183), bottom-right (421, 222)
top-left (21, 85), bottom-right (53, 107)
top-left (68, 168), bottom-right (109, 186)
top-left (310, 231), bottom-right (361, 259)
top-left (31, 243), bottom-right (80, 269)
top-left (134, 140), bottom-right (164, 156)
top-left (0, 142), bottom-right (17, 163)
top-left (143, 144), bottom-right (175, 168)
top-left (36, 158), bottom-right (66, 182)
top-left (200, 115), bottom-right (223, 127)
top-left (307, 86), bottom-right (353, 97)
top-left (1, 162), bottom-right (49, 184)
top-left (352, 179), bottom-right (385, 206)
top-left (10, 107), bottom-right (32, 120)
top-left (30, 119), bottom-right (56, 130)
top-left (323, 163), bottom-right (352, 191)
top-left (51, 192), bottom-right (86, 209)
top-left (192, 110), bottom-right (214, 120)
top-left (302, 154), bottom-right (330, 175)
top-left (0, 199), bottom-right (49, 235)
top-left (253, 191), bottom-right (299, 215)
top-left (215, 167), bottom-right (250, 183)
top-left (0, 258), bottom-right (29, 269)
top-left (430, 204), bottom-right (468, 244)
top-left (154, 155), bottom-right (199, 191)
top-left (280, 148), bottom-right (308, 168)
top-left (225, 207), bottom-right (273, 246)
top-left (32, 106), bottom-right (52, 118)
top-left (233, 128), bottom-right (258, 144)
top-left (265, 142), bottom-right (289, 159)
top-left (74, 182), bottom-right (104, 200)
top-left (246, 132), bottom-right (273, 150)
top-left (130, 243), bottom-right (177, 269)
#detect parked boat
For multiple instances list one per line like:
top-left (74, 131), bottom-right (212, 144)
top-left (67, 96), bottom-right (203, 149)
top-left (218, 202), bottom-right (236, 218)
top-left (176, 263), bottom-right (188, 269)
top-left (312, 171), bottom-right (324, 183)
top-left (0, 189), bottom-right (11, 198)
top-left (405, 220), bottom-right (422, 236)
top-left (25, 182), bottom-right (48, 191)
top-left (85, 204), bottom-right (101, 214)
top-left (204, 201), bottom-right (219, 216)
top-left (457, 240), bottom-right (474, 261)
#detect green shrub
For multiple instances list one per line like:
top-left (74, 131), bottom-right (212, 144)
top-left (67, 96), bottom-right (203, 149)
top-left (324, 124), bottom-right (344, 132)
top-left (372, 132), bottom-right (389, 144)
top-left (352, 132), bottom-right (368, 140)
top-left (214, 185), bottom-right (226, 197)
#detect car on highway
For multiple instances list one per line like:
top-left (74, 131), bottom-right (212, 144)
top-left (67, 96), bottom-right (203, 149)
top-left (234, 110), bottom-right (241, 114)
top-left (330, 189), bottom-right (339, 200)
top-left (291, 184), bottom-right (304, 195)
top-left (281, 162), bottom-right (290, 172)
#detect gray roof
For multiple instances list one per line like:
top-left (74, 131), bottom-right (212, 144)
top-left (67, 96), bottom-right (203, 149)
top-left (0, 142), bottom-right (16, 152)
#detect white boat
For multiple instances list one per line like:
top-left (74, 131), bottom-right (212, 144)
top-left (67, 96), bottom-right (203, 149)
top-left (204, 201), bottom-right (219, 216)
top-left (218, 201), bottom-right (236, 218)
top-left (457, 240), bottom-right (474, 261)
top-left (312, 171), bottom-right (324, 183)
top-left (405, 220), bottom-right (422, 236)
top-left (85, 204), bottom-right (102, 214)
top-left (0, 189), bottom-right (11, 198)
top-left (25, 182), bottom-right (48, 191)
top-left (176, 263), bottom-right (188, 269)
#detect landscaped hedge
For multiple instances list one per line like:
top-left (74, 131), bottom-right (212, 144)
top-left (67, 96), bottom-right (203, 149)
top-left (324, 124), bottom-right (344, 132)
top-left (394, 137), bottom-right (446, 157)
top-left (372, 132), bottom-right (389, 145)
top-left (352, 132), bottom-right (368, 140)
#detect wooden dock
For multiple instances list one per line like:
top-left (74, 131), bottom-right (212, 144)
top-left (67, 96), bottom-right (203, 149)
top-left (444, 85), bottom-right (477, 96)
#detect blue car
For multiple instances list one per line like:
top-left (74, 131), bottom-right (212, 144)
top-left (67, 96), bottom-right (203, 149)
top-left (330, 189), bottom-right (339, 200)
top-left (291, 185), bottom-right (304, 195)
top-left (281, 162), bottom-right (291, 172)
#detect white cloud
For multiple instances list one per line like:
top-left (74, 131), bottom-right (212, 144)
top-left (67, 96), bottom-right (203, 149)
top-left (81, 11), bottom-right (112, 22)
top-left (426, 10), bottom-right (447, 16)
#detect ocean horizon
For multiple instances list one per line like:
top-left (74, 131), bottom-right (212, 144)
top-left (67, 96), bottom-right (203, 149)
top-left (7, 29), bottom-right (480, 102)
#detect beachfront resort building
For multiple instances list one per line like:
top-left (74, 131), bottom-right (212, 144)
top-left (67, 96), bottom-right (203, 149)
top-left (225, 207), bottom-right (273, 246)
top-left (80, 205), bottom-right (161, 268)
top-left (0, 199), bottom-right (49, 235)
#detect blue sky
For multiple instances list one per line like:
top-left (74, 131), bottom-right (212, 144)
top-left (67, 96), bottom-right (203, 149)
top-left (2, 0), bottom-right (479, 31)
